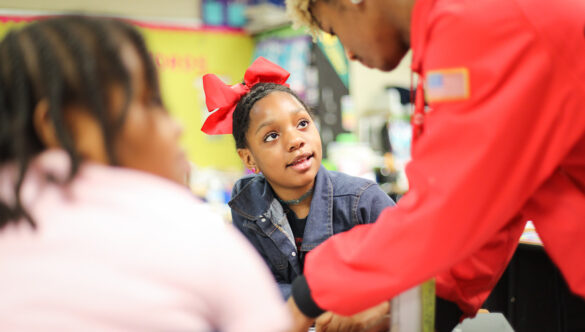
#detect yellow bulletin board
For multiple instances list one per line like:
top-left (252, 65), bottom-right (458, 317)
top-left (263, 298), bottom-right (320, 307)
top-left (0, 16), bottom-right (29, 37)
top-left (0, 15), bottom-right (253, 170)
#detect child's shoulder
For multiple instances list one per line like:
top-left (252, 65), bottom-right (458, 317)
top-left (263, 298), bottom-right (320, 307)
top-left (232, 173), bottom-right (267, 196)
top-left (323, 169), bottom-right (377, 196)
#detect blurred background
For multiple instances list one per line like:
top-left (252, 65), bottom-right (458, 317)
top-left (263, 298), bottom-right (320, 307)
top-left (0, 0), bottom-right (413, 219)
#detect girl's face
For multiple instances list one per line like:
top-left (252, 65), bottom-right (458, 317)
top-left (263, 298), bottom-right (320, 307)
top-left (65, 42), bottom-right (189, 184)
top-left (238, 91), bottom-right (322, 196)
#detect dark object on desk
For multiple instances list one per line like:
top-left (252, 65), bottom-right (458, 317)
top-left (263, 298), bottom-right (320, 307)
top-left (484, 243), bottom-right (585, 332)
top-left (436, 297), bottom-right (464, 332)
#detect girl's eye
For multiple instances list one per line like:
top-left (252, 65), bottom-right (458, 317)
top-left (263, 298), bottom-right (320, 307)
top-left (264, 132), bottom-right (279, 142)
top-left (298, 119), bottom-right (310, 129)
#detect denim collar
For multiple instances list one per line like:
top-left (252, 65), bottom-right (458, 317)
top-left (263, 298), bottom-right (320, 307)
top-left (229, 165), bottom-right (334, 250)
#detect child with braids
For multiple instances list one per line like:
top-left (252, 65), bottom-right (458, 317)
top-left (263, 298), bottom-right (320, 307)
top-left (202, 57), bottom-right (394, 332)
top-left (0, 16), bottom-right (290, 331)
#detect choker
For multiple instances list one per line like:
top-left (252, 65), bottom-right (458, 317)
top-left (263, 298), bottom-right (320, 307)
top-left (277, 188), bottom-right (314, 205)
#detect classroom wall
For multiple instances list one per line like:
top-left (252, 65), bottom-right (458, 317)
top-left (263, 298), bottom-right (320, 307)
top-left (0, 14), bottom-right (253, 170)
top-left (0, 1), bottom-right (414, 168)
top-left (349, 50), bottom-right (412, 116)
top-left (0, 0), bottom-right (201, 24)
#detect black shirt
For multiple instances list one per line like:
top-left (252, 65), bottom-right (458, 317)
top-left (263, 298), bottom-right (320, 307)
top-left (284, 206), bottom-right (307, 270)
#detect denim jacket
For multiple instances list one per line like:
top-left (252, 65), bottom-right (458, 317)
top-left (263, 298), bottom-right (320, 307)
top-left (229, 165), bottom-right (395, 299)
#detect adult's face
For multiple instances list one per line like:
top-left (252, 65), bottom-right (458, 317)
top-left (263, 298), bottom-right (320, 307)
top-left (310, 0), bottom-right (414, 71)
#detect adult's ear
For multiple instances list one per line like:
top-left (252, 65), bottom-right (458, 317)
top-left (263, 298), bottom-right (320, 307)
top-left (237, 148), bottom-right (259, 173)
top-left (32, 99), bottom-right (60, 148)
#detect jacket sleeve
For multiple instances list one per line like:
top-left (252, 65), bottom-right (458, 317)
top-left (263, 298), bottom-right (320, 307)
top-left (231, 208), bottom-right (292, 300)
top-left (435, 215), bottom-right (526, 314)
top-left (300, 1), bottom-right (585, 317)
top-left (205, 220), bottom-right (291, 332)
top-left (278, 282), bottom-right (292, 299)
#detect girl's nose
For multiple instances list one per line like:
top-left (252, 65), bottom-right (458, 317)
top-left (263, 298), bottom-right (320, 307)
top-left (288, 135), bottom-right (304, 152)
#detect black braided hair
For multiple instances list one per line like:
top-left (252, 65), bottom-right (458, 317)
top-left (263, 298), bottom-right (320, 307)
top-left (0, 15), bottom-right (160, 229)
top-left (232, 83), bottom-right (312, 149)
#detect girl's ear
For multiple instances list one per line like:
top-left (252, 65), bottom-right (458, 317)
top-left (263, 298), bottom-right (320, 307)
top-left (33, 99), bottom-right (60, 148)
top-left (33, 100), bottom-right (110, 164)
top-left (237, 148), bottom-right (259, 173)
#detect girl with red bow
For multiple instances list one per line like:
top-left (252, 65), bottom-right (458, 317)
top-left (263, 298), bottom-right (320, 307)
top-left (202, 57), bottom-right (395, 331)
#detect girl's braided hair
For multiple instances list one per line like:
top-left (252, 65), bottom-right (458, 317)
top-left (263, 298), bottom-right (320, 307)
top-left (0, 15), bottom-right (160, 229)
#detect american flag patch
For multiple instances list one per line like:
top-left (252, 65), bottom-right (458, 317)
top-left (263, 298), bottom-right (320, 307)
top-left (425, 68), bottom-right (470, 102)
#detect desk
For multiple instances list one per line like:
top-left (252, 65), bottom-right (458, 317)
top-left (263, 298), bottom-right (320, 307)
top-left (484, 241), bottom-right (585, 332)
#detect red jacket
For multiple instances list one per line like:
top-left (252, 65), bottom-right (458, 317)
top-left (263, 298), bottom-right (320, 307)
top-left (303, 0), bottom-right (585, 317)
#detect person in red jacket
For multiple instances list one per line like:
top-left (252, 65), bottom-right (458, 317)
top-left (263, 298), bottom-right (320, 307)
top-left (284, 0), bottom-right (585, 330)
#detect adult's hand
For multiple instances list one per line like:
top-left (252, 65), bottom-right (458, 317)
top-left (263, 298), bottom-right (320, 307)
top-left (315, 301), bottom-right (391, 332)
top-left (287, 296), bottom-right (316, 332)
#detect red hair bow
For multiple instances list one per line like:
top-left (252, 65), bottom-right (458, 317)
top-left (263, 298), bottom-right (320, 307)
top-left (201, 56), bottom-right (290, 135)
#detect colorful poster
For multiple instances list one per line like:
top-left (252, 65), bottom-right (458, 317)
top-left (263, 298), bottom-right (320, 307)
top-left (0, 15), bottom-right (254, 170)
top-left (253, 34), bottom-right (312, 100)
top-left (317, 33), bottom-right (349, 89)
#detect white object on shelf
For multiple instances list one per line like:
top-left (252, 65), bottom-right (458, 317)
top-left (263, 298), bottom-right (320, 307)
top-left (390, 285), bottom-right (422, 332)
top-left (244, 3), bottom-right (290, 34)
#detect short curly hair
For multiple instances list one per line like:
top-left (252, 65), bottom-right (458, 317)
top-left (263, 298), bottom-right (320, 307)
top-left (286, 0), bottom-right (325, 39)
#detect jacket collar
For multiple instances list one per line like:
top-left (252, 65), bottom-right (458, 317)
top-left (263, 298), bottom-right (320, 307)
top-left (303, 166), bottom-right (334, 250)
top-left (229, 173), bottom-right (276, 220)
top-left (229, 165), bottom-right (335, 249)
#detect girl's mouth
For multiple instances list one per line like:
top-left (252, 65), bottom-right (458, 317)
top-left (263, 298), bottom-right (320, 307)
top-left (287, 153), bottom-right (314, 171)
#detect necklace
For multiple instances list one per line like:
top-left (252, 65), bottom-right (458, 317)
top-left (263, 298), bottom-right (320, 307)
top-left (277, 188), bottom-right (314, 205)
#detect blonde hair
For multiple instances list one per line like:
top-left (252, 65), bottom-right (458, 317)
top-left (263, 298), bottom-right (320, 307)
top-left (286, 0), bottom-right (321, 39)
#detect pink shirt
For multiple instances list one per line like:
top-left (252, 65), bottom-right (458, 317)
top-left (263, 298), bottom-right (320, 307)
top-left (0, 150), bottom-right (291, 331)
